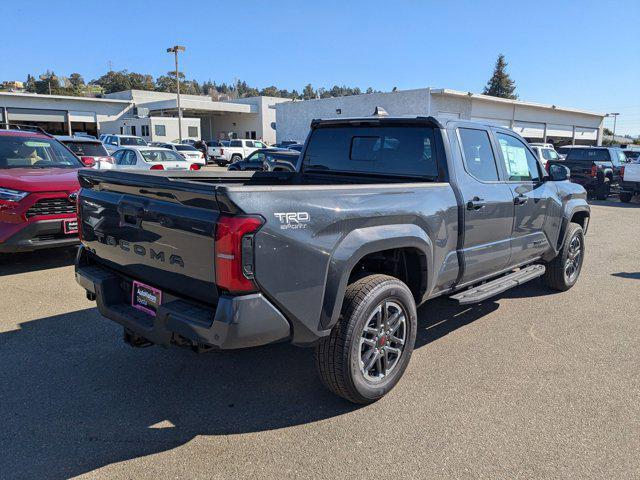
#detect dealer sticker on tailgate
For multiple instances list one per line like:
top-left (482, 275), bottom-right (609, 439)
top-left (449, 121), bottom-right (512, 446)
top-left (131, 281), bottom-right (162, 316)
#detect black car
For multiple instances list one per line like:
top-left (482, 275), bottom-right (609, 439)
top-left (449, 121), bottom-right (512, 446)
top-left (227, 148), bottom-right (298, 172)
top-left (550, 146), bottom-right (625, 199)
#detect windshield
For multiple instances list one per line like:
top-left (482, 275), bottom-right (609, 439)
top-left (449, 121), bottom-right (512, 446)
top-left (174, 145), bottom-right (197, 151)
top-left (64, 141), bottom-right (109, 157)
top-left (140, 149), bottom-right (185, 162)
top-left (0, 135), bottom-right (82, 169)
top-left (120, 137), bottom-right (147, 146)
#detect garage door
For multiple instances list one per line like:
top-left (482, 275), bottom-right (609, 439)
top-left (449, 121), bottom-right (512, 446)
top-left (470, 116), bottom-right (510, 128)
top-left (546, 124), bottom-right (573, 138)
top-left (7, 108), bottom-right (67, 123)
top-left (575, 127), bottom-right (598, 141)
top-left (512, 121), bottom-right (545, 139)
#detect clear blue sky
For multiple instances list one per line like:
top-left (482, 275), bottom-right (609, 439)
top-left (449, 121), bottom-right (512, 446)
top-left (2, 0), bottom-right (639, 134)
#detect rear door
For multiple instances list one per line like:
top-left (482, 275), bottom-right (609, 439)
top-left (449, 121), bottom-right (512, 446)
top-left (455, 126), bottom-right (515, 284)
top-left (495, 131), bottom-right (557, 265)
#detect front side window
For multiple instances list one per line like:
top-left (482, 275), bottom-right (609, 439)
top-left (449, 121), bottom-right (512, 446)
top-left (0, 136), bottom-right (82, 169)
top-left (496, 132), bottom-right (541, 182)
top-left (304, 125), bottom-right (438, 179)
top-left (245, 141), bottom-right (255, 148)
top-left (458, 128), bottom-right (499, 182)
top-left (255, 141), bottom-right (266, 148)
top-left (154, 124), bottom-right (166, 137)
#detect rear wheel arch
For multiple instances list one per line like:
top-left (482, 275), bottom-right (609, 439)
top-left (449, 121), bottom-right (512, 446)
top-left (320, 225), bottom-right (434, 332)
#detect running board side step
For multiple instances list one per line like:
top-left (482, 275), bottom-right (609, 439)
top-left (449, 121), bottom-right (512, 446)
top-left (450, 264), bottom-right (546, 304)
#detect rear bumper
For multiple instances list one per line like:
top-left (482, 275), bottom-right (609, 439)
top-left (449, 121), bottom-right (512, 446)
top-left (620, 181), bottom-right (640, 193)
top-left (0, 218), bottom-right (79, 253)
top-left (75, 251), bottom-right (291, 350)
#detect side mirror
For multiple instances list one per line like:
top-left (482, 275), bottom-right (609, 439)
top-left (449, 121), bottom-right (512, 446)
top-left (549, 164), bottom-right (570, 181)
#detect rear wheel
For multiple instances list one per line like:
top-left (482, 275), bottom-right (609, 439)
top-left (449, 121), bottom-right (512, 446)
top-left (231, 154), bottom-right (242, 164)
top-left (543, 222), bottom-right (584, 291)
top-left (315, 274), bottom-right (417, 404)
top-left (620, 192), bottom-right (633, 203)
top-left (595, 177), bottom-right (611, 200)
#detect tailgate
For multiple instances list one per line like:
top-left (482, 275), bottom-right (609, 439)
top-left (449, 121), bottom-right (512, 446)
top-left (625, 164), bottom-right (640, 182)
top-left (78, 170), bottom-right (220, 304)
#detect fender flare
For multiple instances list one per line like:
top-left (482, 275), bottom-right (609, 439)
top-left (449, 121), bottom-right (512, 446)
top-left (318, 224), bottom-right (434, 331)
top-left (557, 203), bottom-right (590, 251)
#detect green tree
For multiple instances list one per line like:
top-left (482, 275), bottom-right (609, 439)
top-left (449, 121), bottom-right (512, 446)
top-left (302, 84), bottom-right (316, 100)
top-left (93, 70), bottom-right (133, 94)
top-left (482, 54), bottom-right (517, 99)
top-left (67, 73), bottom-right (85, 95)
top-left (35, 71), bottom-right (61, 95)
top-left (260, 85), bottom-right (279, 97)
top-left (24, 74), bottom-right (37, 93)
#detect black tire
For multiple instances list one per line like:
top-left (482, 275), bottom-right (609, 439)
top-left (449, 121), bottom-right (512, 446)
top-left (595, 177), bottom-right (611, 200)
top-left (620, 192), bottom-right (633, 203)
top-left (543, 223), bottom-right (584, 291)
top-left (315, 274), bottom-right (417, 404)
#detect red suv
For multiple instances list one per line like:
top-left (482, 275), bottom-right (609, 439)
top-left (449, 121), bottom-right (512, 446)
top-left (0, 126), bottom-right (83, 252)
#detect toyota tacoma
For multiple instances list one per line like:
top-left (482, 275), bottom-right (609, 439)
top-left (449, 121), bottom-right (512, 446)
top-left (75, 116), bottom-right (590, 403)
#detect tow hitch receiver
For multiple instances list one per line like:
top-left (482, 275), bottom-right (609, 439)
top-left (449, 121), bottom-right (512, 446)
top-left (123, 328), bottom-right (154, 348)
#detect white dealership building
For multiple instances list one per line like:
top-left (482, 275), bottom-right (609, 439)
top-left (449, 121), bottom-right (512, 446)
top-left (0, 90), bottom-right (290, 143)
top-left (275, 88), bottom-right (606, 147)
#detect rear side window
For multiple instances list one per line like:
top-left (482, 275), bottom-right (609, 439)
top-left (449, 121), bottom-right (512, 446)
top-left (541, 149), bottom-right (559, 161)
top-left (458, 128), bottom-right (499, 181)
top-left (304, 126), bottom-right (438, 179)
top-left (230, 140), bottom-right (242, 147)
top-left (566, 148), bottom-right (609, 162)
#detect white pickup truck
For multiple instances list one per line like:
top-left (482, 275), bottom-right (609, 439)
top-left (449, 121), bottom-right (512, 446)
top-left (620, 161), bottom-right (640, 203)
top-left (207, 139), bottom-right (268, 166)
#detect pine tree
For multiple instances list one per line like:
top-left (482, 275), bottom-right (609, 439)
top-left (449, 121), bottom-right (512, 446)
top-left (483, 54), bottom-right (517, 99)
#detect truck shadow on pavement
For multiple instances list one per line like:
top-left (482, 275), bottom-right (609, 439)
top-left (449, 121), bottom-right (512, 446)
top-left (0, 247), bottom-right (77, 277)
top-left (1, 284), bottom-right (541, 479)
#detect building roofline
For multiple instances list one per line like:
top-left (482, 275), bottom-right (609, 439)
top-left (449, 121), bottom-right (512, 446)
top-left (430, 88), bottom-right (605, 118)
top-left (0, 91), bottom-right (131, 104)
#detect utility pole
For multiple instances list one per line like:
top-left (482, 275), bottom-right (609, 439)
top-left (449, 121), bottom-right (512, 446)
top-left (606, 113), bottom-right (620, 145)
top-left (167, 45), bottom-right (186, 142)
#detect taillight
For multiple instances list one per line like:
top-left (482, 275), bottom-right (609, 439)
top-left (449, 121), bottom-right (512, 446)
top-left (220, 148), bottom-right (224, 155)
top-left (215, 215), bottom-right (264, 293)
top-left (76, 190), bottom-right (83, 241)
top-left (189, 163), bottom-right (201, 170)
top-left (105, 156), bottom-right (115, 164)
top-left (590, 165), bottom-right (597, 177)
top-left (620, 165), bottom-right (625, 180)
top-left (150, 164), bottom-right (164, 170)
top-left (80, 156), bottom-right (96, 168)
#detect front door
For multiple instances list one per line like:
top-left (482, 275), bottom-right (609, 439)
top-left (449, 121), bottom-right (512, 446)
top-left (495, 131), bottom-right (555, 265)
top-left (456, 127), bottom-right (515, 285)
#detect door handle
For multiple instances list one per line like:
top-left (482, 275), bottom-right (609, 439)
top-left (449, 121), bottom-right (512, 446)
top-left (466, 197), bottom-right (486, 211)
top-left (514, 195), bottom-right (528, 206)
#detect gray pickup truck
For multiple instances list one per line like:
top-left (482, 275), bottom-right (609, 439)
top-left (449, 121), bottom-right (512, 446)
top-left (75, 116), bottom-right (590, 403)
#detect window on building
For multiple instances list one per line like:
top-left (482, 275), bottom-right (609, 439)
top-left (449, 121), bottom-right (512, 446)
top-left (245, 131), bottom-right (250, 139)
top-left (188, 126), bottom-right (198, 138)
top-left (251, 131), bottom-right (256, 140)
top-left (154, 124), bottom-right (166, 137)
top-left (496, 132), bottom-right (541, 182)
top-left (141, 125), bottom-right (150, 137)
top-left (119, 127), bottom-right (124, 134)
top-left (458, 128), bottom-right (499, 182)
top-left (131, 126), bottom-right (137, 136)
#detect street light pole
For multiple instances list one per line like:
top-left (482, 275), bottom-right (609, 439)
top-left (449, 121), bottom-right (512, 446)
top-left (606, 112), bottom-right (620, 145)
top-left (167, 45), bottom-right (186, 142)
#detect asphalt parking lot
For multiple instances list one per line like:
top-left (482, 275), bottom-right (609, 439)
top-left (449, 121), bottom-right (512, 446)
top-left (0, 199), bottom-right (638, 480)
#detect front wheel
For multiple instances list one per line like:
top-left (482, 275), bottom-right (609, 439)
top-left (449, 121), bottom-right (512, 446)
top-left (315, 274), bottom-right (417, 404)
top-left (543, 222), bottom-right (584, 291)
